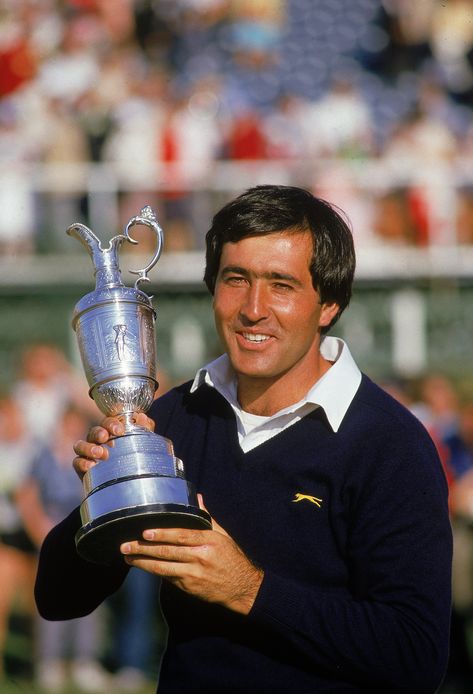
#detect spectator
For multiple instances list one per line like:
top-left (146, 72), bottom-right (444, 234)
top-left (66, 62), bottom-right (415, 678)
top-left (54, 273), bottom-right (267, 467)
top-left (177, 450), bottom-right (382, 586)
top-left (0, 392), bottom-right (36, 681)
top-left (156, 79), bottom-right (225, 250)
top-left (303, 76), bottom-right (375, 159)
top-left (36, 16), bottom-right (101, 105)
top-left (102, 62), bottom-right (167, 185)
top-left (382, 105), bottom-right (458, 173)
top-left (365, 0), bottom-right (433, 80)
top-left (36, 97), bottom-right (91, 250)
top-left (16, 405), bottom-right (109, 693)
top-left (0, 99), bottom-right (37, 254)
top-left (12, 343), bottom-right (99, 446)
top-left (371, 188), bottom-right (420, 246)
top-left (413, 373), bottom-right (460, 441)
top-left (224, 108), bottom-right (268, 159)
top-left (0, 4), bottom-right (38, 99)
top-left (429, 0), bottom-right (473, 105)
top-left (455, 188), bottom-right (473, 245)
top-left (385, 376), bottom-right (473, 690)
top-left (443, 402), bottom-right (473, 691)
top-left (109, 568), bottom-right (164, 692)
top-left (381, 106), bottom-right (458, 244)
top-left (263, 93), bottom-right (311, 160)
top-left (228, 0), bottom-right (284, 70)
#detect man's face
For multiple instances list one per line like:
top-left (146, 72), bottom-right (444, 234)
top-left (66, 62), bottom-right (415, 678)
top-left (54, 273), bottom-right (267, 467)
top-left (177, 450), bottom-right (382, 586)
top-left (213, 230), bottom-right (339, 396)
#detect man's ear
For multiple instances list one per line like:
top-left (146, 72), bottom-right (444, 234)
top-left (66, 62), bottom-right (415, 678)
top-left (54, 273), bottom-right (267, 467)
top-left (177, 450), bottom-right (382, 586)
top-left (319, 302), bottom-right (340, 329)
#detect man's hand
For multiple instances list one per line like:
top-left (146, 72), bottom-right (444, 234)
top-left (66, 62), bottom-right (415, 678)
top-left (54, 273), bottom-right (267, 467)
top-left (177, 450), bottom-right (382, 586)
top-left (119, 497), bottom-right (264, 615)
top-left (72, 413), bottom-right (155, 479)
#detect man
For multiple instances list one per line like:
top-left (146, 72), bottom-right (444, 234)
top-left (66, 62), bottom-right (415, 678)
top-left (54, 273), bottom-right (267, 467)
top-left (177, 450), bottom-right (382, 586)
top-left (35, 185), bottom-right (452, 693)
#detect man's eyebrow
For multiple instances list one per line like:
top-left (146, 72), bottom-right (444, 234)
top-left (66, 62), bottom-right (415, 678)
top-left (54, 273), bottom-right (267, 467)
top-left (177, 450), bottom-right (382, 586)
top-left (220, 265), bottom-right (248, 277)
top-left (220, 266), bottom-right (303, 285)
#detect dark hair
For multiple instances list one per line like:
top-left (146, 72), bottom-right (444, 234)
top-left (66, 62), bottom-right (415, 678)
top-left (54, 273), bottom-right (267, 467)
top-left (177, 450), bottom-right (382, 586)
top-left (204, 185), bottom-right (356, 331)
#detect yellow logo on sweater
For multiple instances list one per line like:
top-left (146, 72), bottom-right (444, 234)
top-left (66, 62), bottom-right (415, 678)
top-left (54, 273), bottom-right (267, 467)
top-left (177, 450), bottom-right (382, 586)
top-left (292, 493), bottom-right (323, 508)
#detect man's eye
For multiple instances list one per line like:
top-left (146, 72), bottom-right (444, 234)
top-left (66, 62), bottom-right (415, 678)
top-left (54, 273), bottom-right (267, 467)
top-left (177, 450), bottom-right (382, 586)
top-left (273, 282), bottom-right (293, 291)
top-left (225, 276), bottom-right (246, 285)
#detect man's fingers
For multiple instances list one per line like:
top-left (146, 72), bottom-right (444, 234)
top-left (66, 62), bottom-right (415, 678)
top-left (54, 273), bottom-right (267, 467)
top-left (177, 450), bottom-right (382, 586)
top-left (197, 493), bottom-right (207, 512)
top-left (121, 555), bottom-right (193, 583)
top-left (85, 414), bottom-right (154, 445)
top-left (86, 425), bottom-right (113, 444)
top-left (144, 527), bottom-right (214, 545)
top-left (103, 413), bottom-right (155, 434)
top-left (72, 439), bottom-right (109, 480)
top-left (73, 455), bottom-right (97, 479)
top-left (73, 439), bottom-right (108, 460)
top-left (71, 412), bottom-right (154, 482)
top-left (121, 540), bottom-right (197, 563)
top-left (132, 412), bottom-right (155, 431)
top-left (87, 417), bottom-right (124, 442)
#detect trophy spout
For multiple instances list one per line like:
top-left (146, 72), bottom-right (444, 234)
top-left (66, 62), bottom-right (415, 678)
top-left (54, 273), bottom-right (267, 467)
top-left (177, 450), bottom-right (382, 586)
top-left (67, 206), bottom-right (164, 291)
top-left (67, 222), bottom-right (126, 289)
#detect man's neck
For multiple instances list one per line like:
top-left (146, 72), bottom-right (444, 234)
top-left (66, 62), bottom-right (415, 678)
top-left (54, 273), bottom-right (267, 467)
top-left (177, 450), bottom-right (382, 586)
top-left (237, 356), bottom-right (333, 416)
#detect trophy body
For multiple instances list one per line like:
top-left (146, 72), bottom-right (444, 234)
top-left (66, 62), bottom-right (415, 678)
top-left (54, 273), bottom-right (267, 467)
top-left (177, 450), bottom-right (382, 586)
top-left (68, 207), bottom-right (211, 565)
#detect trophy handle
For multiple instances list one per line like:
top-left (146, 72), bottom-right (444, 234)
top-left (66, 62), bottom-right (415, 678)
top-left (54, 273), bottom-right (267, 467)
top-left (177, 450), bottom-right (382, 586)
top-left (124, 205), bottom-right (164, 289)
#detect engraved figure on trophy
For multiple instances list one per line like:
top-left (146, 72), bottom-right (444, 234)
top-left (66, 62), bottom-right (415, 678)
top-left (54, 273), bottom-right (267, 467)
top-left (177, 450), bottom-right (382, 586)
top-left (67, 206), bottom-right (211, 565)
top-left (114, 324), bottom-right (127, 360)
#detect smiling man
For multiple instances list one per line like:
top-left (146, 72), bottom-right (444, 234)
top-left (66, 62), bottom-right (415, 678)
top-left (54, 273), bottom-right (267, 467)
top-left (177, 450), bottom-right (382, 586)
top-left (213, 231), bottom-right (338, 413)
top-left (35, 185), bottom-right (452, 693)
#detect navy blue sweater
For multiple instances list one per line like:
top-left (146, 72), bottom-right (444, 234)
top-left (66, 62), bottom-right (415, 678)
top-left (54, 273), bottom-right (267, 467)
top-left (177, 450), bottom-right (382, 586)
top-left (35, 375), bottom-right (452, 693)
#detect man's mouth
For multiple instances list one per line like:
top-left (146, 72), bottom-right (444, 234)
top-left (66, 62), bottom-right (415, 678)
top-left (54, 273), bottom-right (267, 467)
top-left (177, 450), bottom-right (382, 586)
top-left (241, 332), bottom-right (272, 343)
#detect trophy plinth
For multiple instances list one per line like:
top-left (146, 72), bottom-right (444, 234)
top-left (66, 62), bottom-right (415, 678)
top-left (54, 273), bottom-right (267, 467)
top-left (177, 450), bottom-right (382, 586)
top-left (67, 207), bottom-right (211, 565)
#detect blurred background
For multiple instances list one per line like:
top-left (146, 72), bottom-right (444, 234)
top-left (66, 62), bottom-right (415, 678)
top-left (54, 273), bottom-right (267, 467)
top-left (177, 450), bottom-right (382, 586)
top-left (1, 0), bottom-right (473, 692)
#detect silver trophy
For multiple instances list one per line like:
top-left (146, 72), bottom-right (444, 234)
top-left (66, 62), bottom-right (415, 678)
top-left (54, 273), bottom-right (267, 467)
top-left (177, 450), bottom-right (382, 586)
top-left (67, 206), bottom-right (211, 565)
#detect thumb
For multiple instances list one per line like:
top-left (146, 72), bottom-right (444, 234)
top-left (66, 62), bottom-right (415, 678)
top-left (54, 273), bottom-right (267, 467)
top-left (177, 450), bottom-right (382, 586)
top-left (197, 493), bottom-right (228, 536)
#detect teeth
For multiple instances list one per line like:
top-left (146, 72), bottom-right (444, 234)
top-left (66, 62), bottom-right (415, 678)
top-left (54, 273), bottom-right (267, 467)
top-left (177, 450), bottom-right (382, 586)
top-left (243, 333), bottom-right (270, 343)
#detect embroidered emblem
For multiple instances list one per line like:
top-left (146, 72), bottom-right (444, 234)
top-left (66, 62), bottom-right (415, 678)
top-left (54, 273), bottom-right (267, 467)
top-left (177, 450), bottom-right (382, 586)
top-left (292, 493), bottom-right (323, 508)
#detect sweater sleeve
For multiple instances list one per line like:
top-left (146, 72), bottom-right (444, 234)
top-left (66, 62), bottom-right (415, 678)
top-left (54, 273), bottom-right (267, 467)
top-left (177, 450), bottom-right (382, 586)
top-left (248, 427), bottom-right (452, 693)
top-left (34, 390), bottom-right (183, 622)
top-left (35, 507), bottom-right (129, 620)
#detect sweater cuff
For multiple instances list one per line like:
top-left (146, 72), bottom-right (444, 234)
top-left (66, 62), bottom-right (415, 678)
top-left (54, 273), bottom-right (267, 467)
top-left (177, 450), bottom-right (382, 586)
top-left (249, 568), bottom-right (307, 632)
top-left (35, 506), bottom-right (129, 620)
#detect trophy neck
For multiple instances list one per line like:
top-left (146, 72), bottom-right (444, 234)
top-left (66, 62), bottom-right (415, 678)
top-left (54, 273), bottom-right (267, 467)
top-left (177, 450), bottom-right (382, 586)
top-left (121, 412), bottom-right (147, 435)
top-left (94, 249), bottom-right (123, 289)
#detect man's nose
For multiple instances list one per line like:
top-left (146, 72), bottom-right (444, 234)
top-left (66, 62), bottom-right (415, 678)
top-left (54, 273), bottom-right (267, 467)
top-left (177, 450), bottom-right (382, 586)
top-left (239, 282), bottom-right (269, 323)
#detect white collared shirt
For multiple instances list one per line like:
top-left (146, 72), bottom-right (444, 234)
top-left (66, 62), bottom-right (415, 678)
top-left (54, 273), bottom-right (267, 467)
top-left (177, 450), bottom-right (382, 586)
top-left (190, 336), bottom-right (362, 452)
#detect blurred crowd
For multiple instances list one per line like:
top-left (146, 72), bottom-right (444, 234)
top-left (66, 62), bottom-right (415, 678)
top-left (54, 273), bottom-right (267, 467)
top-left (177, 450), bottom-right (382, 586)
top-left (0, 0), bottom-right (473, 255)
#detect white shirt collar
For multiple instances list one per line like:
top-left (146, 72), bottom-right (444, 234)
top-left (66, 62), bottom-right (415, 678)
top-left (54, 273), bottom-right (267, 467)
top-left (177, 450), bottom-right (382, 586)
top-left (190, 336), bottom-right (361, 432)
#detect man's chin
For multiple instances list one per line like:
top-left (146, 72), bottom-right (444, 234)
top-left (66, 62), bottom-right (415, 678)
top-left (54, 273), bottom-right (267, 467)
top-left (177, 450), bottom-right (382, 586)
top-left (231, 361), bottom-right (279, 382)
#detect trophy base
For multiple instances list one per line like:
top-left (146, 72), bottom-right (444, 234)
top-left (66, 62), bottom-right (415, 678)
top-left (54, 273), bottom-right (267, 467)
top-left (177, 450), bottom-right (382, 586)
top-left (76, 502), bottom-right (212, 565)
top-left (75, 429), bottom-right (212, 565)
